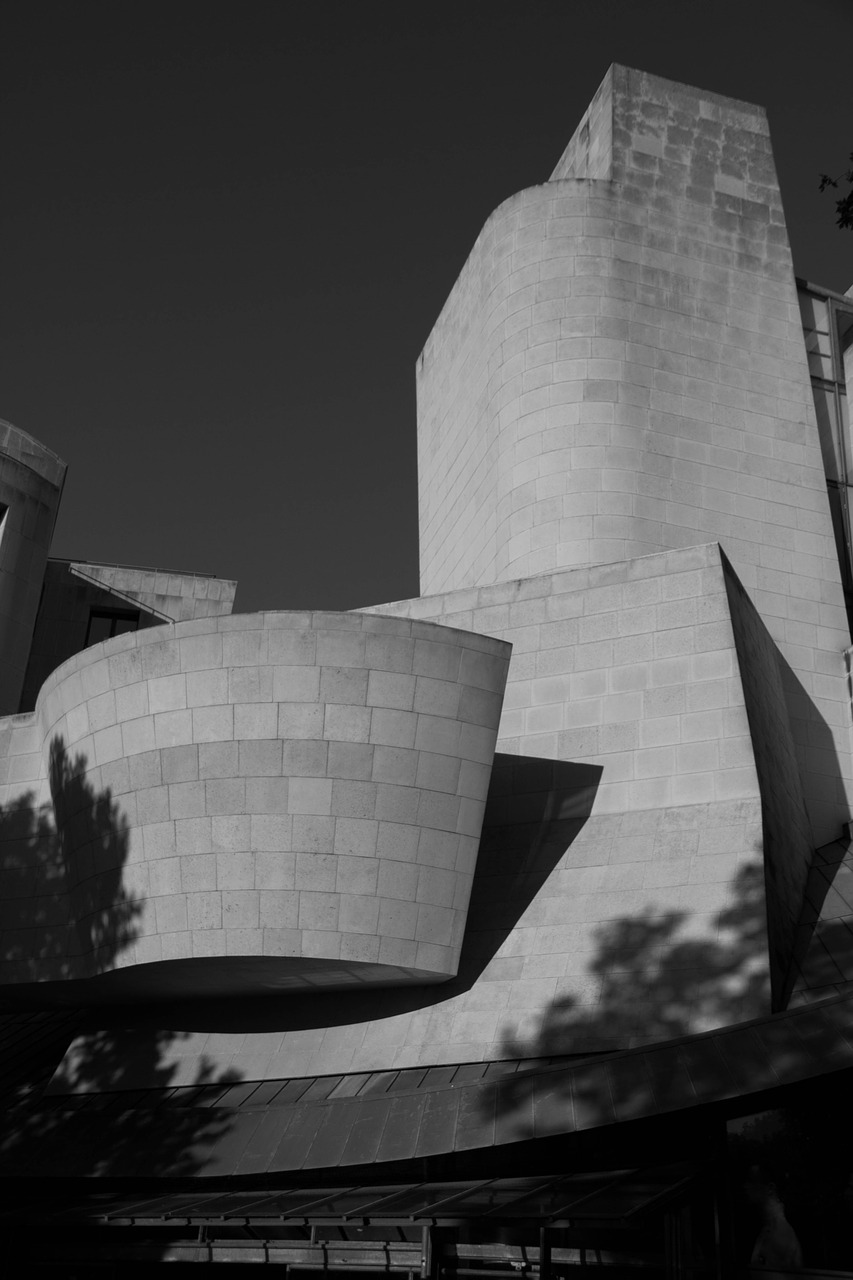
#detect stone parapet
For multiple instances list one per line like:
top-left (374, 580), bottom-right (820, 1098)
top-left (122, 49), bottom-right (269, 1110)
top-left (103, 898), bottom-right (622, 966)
top-left (0, 612), bottom-right (510, 995)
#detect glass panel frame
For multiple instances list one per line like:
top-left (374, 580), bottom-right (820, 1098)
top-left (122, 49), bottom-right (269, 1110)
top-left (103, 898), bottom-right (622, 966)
top-left (85, 608), bottom-right (140, 647)
top-left (798, 280), bottom-right (853, 636)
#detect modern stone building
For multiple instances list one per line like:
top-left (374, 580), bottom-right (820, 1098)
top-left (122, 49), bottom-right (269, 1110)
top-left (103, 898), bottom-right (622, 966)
top-left (1, 66), bottom-right (852, 1275)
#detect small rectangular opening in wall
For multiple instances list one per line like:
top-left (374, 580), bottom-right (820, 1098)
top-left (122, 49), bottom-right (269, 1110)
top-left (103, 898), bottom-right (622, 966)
top-left (85, 608), bottom-right (140, 646)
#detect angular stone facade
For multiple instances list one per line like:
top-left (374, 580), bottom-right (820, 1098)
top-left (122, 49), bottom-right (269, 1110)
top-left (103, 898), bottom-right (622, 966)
top-left (416, 66), bottom-right (853, 853)
top-left (0, 612), bottom-right (508, 994)
top-left (0, 66), bottom-right (851, 1142)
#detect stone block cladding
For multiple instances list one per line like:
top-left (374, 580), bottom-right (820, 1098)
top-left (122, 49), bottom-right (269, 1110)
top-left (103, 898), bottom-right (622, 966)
top-left (370, 545), bottom-right (759, 813)
top-left (416, 65), bottom-right (853, 848)
top-left (88, 543), bottom-right (778, 1086)
top-left (0, 612), bottom-right (509, 994)
top-left (367, 546), bottom-right (774, 1022)
top-left (10, 66), bottom-right (853, 1096)
top-left (0, 421), bottom-right (66, 717)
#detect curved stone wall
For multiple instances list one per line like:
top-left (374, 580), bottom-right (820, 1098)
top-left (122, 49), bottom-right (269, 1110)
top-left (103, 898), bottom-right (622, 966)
top-left (416, 65), bottom-right (853, 847)
top-left (418, 173), bottom-right (835, 602)
top-left (0, 612), bottom-right (510, 996)
top-left (417, 68), bottom-right (835, 616)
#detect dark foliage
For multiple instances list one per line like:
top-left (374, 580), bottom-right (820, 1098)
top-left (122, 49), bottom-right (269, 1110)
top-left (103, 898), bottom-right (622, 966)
top-left (498, 860), bottom-right (770, 1066)
top-left (0, 738), bottom-right (242, 1186)
top-left (819, 155), bottom-right (853, 229)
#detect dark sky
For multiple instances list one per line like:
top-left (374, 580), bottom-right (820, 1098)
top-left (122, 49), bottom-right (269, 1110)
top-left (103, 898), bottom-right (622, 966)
top-left (2, 1), bottom-right (851, 613)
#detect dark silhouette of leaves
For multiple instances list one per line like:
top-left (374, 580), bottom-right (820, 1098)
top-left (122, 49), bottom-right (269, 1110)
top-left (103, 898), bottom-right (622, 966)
top-left (0, 737), bottom-right (243, 1199)
top-left (819, 154), bottom-right (853, 229)
top-left (499, 861), bottom-right (769, 1063)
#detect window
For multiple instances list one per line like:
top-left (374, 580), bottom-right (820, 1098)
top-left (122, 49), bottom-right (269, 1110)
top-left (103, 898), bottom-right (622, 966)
top-left (85, 608), bottom-right (140, 646)
top-left (798, 281), bottom-right (853, 633)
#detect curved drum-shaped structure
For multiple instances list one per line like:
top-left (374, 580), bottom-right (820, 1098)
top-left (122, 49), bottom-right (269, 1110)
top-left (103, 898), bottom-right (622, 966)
top-left (417, 68), bottom-right (833, 604)
top-left (0, 612), bottom-right (510, 998)
top-left (415, 65), bottom-right (853, 852)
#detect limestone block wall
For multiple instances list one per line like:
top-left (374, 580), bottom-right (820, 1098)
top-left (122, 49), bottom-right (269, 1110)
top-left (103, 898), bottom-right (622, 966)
top-left (55, 785), bottom-right (768, 1087)
top-left (66, 561), bottom-right (238, 623)
top-left (77, 543), bottom-right (782, 1086)
top-left (0, 421), bottom-right (66, 716)
top-left (369, 543), bottom-right (816, 1011)
top-left (549, 67), bottom-right (613, 181)
top-left (0, 612), bottom-right (509, 994)
top-left (370, 545), bottom-right (762, 817)
top-left (416, 64), bottom-right (853, 846)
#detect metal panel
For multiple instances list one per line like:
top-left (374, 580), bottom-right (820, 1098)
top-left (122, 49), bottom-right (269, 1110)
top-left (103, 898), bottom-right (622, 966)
top-left (339, 1096), bottom-right (393, 1167)
top-left (374, 1091), bottom-right (427, 1164)
top-left (303, 1099), bottom-right (363, 1170)
top-left (234, 1106), bottom-right (300, 1176)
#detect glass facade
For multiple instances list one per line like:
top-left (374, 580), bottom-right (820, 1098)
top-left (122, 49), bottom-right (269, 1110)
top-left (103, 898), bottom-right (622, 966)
top-left (798, 280), bottom-right (853, 633)
top-left (84, 607), bottom-right (140, 646)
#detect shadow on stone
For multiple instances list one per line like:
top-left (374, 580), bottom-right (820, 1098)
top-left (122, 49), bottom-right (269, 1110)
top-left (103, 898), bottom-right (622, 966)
top-left (137, 754), bottom-right (604, 1035)
top-left (0, 737), bottom-right (243, 1192)
top-left (0, 735), bottom-right (138, 983)
top-left (491, 859), bottom-right (770, 1118)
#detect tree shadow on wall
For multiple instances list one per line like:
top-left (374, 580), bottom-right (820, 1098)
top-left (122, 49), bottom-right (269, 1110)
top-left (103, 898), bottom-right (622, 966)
top-left (0, 1020), bottom-right (243, 1181)
top-left (492, 859), bottom-right (770, 1120)
top-left (0, 735), bottom-right (140, 981)
top-left (0, 735), bottom-right (242, 1190)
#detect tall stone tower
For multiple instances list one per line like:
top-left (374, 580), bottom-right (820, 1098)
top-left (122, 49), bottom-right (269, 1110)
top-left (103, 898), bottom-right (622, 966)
top-left (2, 69), bottom-right (850, 1093)
top-left (364, 66), bottom-right (853, 1033)
top-left (413, 65), bottom-right (853, 853)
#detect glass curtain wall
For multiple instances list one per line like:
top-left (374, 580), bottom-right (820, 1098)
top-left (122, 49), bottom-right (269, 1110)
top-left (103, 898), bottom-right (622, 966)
top-left (798, 280), bottom-right (853, 635)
